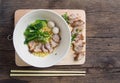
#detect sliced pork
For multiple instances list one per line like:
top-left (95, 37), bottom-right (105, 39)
top-left (45, 42), bottom-right (53, 53)
top-left (74, 52), bottom-right (84, 61)
top-left (50, 39), bottom-right (58, 48)
top-left (28, 41), bottom-right (37, 52)
top-left (34, 43), bottom-right (42, 52)
top-left (41, 44), bottom-right (49, 53)
top-left (52, 34), bottom-right (60, 43)
top-left (73, 40), bottom-right (83, 53)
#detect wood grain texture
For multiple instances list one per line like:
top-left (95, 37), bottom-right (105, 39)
top-left (0, 0), bottom-right (120, 83)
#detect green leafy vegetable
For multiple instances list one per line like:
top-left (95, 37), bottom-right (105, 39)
top-left (71, 29), bottom-right (82, 42)
top-left (24, 19), bottom-right (51, 44)
top-left (71, 33), bottom-right (77, 41)
top-left (24, 35), bottom-right (38, 44)
top-left (37, 30), bottom-right (51, 43)
top-left (62, 13), bottom-right (69, 24)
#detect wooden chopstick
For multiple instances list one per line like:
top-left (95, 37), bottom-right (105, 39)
top-left (10, 70), bottom-right (86, 76)
top-left (10, 73), bottom-right (86, 76)
top-left (11, 70), bottom-right (86, 74)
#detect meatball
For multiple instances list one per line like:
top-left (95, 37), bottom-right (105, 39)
top-left (48, 21), bottom-right (55, 28)
top-left (52, 27), bottom-right (59, 34)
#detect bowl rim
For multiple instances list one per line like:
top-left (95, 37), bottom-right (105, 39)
top-left (13, 9), bottom-right (71, 68)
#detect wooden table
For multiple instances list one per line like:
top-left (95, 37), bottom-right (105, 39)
top-left (0, 0), bottom-right (120, 83)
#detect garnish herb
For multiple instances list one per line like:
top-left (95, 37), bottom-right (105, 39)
top-left (62, 13), bottom-right (69, 24)
top-left (71, 33), bottom-right (77, 41)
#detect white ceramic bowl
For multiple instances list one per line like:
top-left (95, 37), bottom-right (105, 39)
top-left (13, 9), bottom-right (71, 68)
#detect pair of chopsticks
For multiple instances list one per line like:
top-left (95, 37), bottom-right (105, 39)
top-left (10, 70), bottom-right (86, 76)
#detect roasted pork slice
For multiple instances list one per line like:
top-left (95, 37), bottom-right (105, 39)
top-left (69, 17), bottom-right (80, 23)
top-left (74, 34), bottom-right (84, 42)
top-left (41, 44), bottom-right (49, 53)
top-left (69, 14), bottom-right (79, 20)
top-left (71, 20), bottom-right (84, 27)
top-left (45, 42), bottom-right (53, 53)
top-left (74, 52), bottom-right (85, 61)
top-left (74, 25), bottom-right (84, 31)
top-left (28, 41), bottom-right (37, 52)
top-left (50, 39), bottom-right (58, 48)
top-left (69, 14), bottom-right (82, 23)
top-left (71, 27), bottom-right (78, 34)
top-left (79, 34), bottom-right (84, 40)
top-left (71, 27), bottom-right (82, 35)
top-left (69, 19), bottom-right (74, 24)
top-left (52, 34), bottom-right (60, 43)
top-left (73, 40), bottom-right (83, 53)
top-left (34, 43), bottom-right (42, 52)
top-left (74, 45), bottom-right (83, 53)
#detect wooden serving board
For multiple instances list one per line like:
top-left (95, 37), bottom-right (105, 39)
top-left (15, 9), bottom-right (86, 66)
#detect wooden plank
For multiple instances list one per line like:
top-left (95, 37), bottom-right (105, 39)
top-left (0, 37), bottom-right (120, 51)
top-left (1, 50), bottom-right (120, 68)
top-left (87, 38), bottom-right (120, 51)
top-left (0, 36), bottom-right (14, 50)
top-left (0, 0), bottom-right (120, 82)
top-left (0, 0), bottom-right (120, 38)
top-left (86, 12), bottom-right (120, 38)
top-left (85, 0), bottom-right (120, 12)
top-left (88, 68), bottom-right (120, 74)
top-left (0, 0), bottom-right (120, 24)
top-left (8, 74), bottom-right (120, 83)
top-left (84, 51), bottom-right (120, 68)
top-left (1, 0), bottom-right (119, 12)
top-left (0, 68), bottom-right (120, 83)
top-left (1, 68), bottom-right (120, 83)
top-left (0, 12), bottom-right (120, 38)
top-left (1, 74), bottom-right (120, 83)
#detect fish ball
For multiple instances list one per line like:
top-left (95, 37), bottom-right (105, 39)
top-left (48, 21), bottom-right (55, 28)
top-left (52, 27), bottom-right (59, 34)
